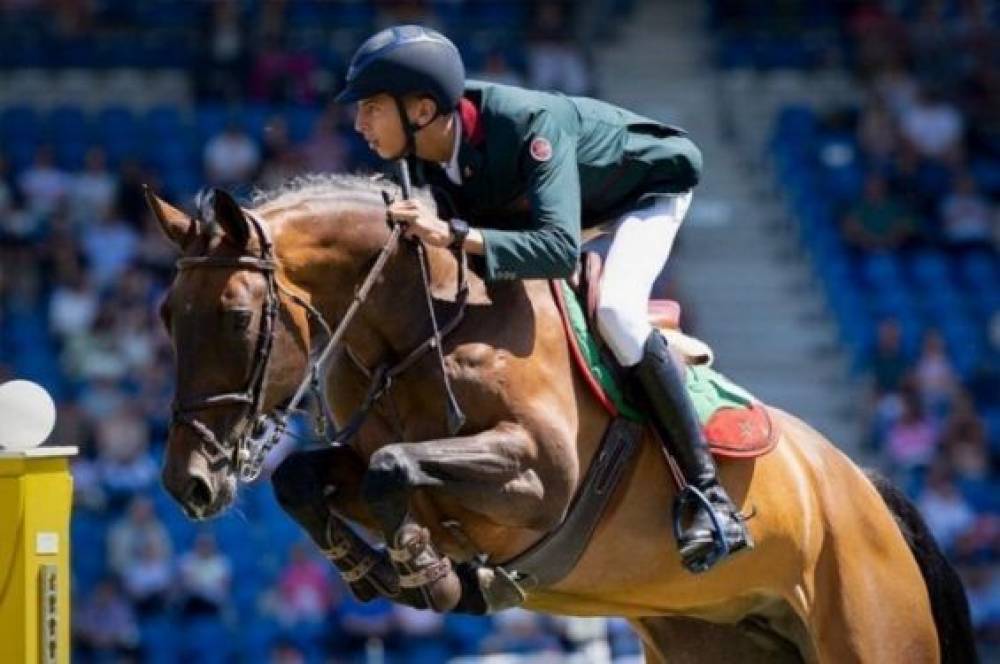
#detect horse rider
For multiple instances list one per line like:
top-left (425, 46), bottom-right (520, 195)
top-left (336, 25), bottom-right (752, 573)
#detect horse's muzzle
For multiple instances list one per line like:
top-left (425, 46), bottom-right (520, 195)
top-left (163, 464), bottom-right (235, 521)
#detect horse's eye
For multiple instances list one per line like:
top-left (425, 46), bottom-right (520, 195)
top-left (229, 310), bottom-right (253, 331)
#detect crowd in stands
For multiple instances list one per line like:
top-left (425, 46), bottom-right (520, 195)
top-left (0, 1), bottom-right (650, 662)
top-left (759, 0), bottom-right (999, 653)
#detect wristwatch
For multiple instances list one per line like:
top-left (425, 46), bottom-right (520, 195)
top-left (448, 217), bottom-right (470, 251)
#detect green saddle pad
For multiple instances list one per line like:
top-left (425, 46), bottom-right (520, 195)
top-left (560, 281), bottom-right (755, 424)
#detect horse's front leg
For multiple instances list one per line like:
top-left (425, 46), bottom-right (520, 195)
top-left (271, 444), bottom-right (405, 604)
top-left (361, 422), bottom-right (551, 614)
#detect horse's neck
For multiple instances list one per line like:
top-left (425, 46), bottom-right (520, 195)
top-left (274, 204), bottom-right (475, 366)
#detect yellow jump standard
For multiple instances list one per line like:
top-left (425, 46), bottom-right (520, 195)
top-left (0, 446), bottom-right (76, 664)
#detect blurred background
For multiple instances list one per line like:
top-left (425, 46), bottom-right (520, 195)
top-left (0, 0), bottom-right (996, 662)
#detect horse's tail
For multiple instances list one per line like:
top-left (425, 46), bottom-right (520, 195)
top-left (863, 468), bottom-right (978, 663)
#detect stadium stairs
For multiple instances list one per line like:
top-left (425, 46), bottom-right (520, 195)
top-left (594, 0), bottom-right (863, 453)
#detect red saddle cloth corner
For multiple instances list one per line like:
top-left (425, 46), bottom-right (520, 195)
top-left (702, 403), bottom-right (777, 459)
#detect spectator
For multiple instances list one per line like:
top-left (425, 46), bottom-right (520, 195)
top-left (18, 145), bottom-right (70, 216)
top-left (265, 542), bottom-right (336, 628)
top-left (334, 594), bottom-right (394, 657)
top-left (917, 461), bottom-right (976, 552)
top-left (62, 305), bottom-right (129, 381)
top-left (962, 563), bottom-right (1000, 643)
top-left (914, 329), bottom-right (959, 416)
top-left (96, 402), bottom-right (157, 497)
top-left (940, 396), bottom-right (991, 482)
top-left (248, 34), bottom-right (319, 105)
top-left (856, 101), bottom-right (899, 170)
top-left (48, 272), bottom-right (98, 339)
top-left (107, 496), bottom-right (172, 578)
top-left (871, 317), bottom-right (910, 395)
top-left (393, 604), bottom-right (448, 662)
top-left (481, 607), bottom-right (561, 656)
top-left (258, 115), bottom-right (304, 188)
top-left (74, 578), bottom-right (140, 661)
top-left (527, 1), bottom-right (591, 96)
top-left (269, 639), bottom-right (307, 664)
top-left (178, 533), bottom-right (233, 618)
top-left (885, 388), bottom-right (939, 471)
top-left (79, 205), bottom-right (139, 290)
top-left (842, 174), bottom-right (919, 252)
top-left (121, 537), bottom-right (174, 616)
top-left (204, 123), bottom-right (261, 186)
top-left (198, 0), bottom-right (249, 102)
top-left (939, 172), bottom-right (995, 250)
top-left (116, 159), bottom-right (155, 227)
top-left (900, 87), bottom-right (964, 162)
top-left (70, 147), bottom-right (118, 225)
top-left (471, 49), bottom-right (526, 88)
top-left (299, 110), bottom-right (350, 174)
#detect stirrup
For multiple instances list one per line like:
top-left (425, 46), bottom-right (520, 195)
top-left (673, 485), bottom-right (744, 574)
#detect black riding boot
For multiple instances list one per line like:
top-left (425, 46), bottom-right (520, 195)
top-left (632, 331), bottom-right (753, 573)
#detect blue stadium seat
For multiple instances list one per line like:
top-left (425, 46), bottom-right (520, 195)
top-left (54, 141), bottom-right (89, 170)
top-left (196, 106), bottom-right (231, 144)
top-left (958, 251), bottom-right (999, 292)
top-left (285, 107), bottom-right (319, 142)
top-left (860, 252), bottom-right (904, 289)
top-left (907, 250), bottom-right (951, 287)
top-left (1, 106), bottom-right (40, 144)
top-left (96, 106), bottom-right (137, 135)
top-left (140, 614), bottom-right (179, 664)
top-left (46, 105), bottom-right (91, 144)
top-left (143, 105), bottom-right (186, 139)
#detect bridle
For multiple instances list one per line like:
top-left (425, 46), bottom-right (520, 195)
top-left (169, 189), bottom-right (468, 483)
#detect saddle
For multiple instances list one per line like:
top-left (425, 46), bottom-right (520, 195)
top-left (492, 253), bottom-right (777, 600)
top-left (562, 251), bottom-right (775, 459)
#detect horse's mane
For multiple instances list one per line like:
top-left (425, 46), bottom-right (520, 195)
top-left (249, 172), bottom-right (437, 214)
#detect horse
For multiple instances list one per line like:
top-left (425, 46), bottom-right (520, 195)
top-left (148, 175), bottom-right (975, 663)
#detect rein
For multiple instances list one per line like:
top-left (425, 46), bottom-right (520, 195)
top-left (170, 187), bottom-right (469, 483)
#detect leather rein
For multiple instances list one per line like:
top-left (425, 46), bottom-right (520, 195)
top-left (169, 195), bottom-right (469, 483)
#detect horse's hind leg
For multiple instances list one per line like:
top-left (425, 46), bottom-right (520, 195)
top-left (272, 444), bottom-right (407, 604)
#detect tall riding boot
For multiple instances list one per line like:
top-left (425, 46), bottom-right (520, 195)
top-left (632, 331), bottom-right (753, 573)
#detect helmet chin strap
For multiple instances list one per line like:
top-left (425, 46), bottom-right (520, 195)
top-left (391, 95), bottom-right (441, 160)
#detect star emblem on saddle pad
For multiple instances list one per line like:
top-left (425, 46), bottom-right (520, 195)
top-left (530, 136), bottom-right (553, 162)
top-left (738, 420), bottom-right (756, 441)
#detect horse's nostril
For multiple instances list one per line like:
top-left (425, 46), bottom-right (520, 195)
top-left (186, 476), bottom-right (213, 511)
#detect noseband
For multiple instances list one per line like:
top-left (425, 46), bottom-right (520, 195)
top-left (169, 196), bottom-right (468, 483)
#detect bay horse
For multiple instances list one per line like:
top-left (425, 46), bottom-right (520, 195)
top-left (149, 175), bottom-right (975, 663)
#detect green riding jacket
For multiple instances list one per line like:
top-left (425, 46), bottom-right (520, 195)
top-left (407, 80), bottom-right (703, 281)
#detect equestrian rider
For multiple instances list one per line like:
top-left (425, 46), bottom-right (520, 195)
top-left (336, 25), bottom-right (751, 574)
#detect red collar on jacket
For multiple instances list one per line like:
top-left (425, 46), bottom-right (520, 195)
top-left (458, 97), bottom-right (485, 147)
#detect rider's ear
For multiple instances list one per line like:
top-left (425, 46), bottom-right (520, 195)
top-left (209, 188), bottom-right (250, 248)
top-left (145, 185), bottom-right (198, 250)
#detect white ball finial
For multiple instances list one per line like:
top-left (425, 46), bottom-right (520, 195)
top-left (0, 380), bottom-right (57, 450)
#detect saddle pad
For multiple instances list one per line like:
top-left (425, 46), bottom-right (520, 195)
top-left (551, 281), bottom-right (777, 459)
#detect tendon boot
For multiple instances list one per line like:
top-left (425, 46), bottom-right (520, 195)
top-left (632, 331), bottom-right (753, 573)
top-left (388, 522), bottom-right (462, 612)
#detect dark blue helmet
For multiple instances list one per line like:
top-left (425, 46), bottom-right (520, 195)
top-left (335, 25), bottom-right (465, 112)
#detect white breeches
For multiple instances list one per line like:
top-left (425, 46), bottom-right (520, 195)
top-left (596, 191), bottom-right (693, 367)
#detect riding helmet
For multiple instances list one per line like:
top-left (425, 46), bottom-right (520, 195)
top-left (335, 25), bottom-right (465, 112)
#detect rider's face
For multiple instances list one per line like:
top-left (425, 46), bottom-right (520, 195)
top-left (354, 94), bottom-right (407, 159)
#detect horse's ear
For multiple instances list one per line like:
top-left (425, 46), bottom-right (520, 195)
top-left (145, 185), bottom-right (197, 250)
top-left (207, 188), bottom-right (250, 248)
